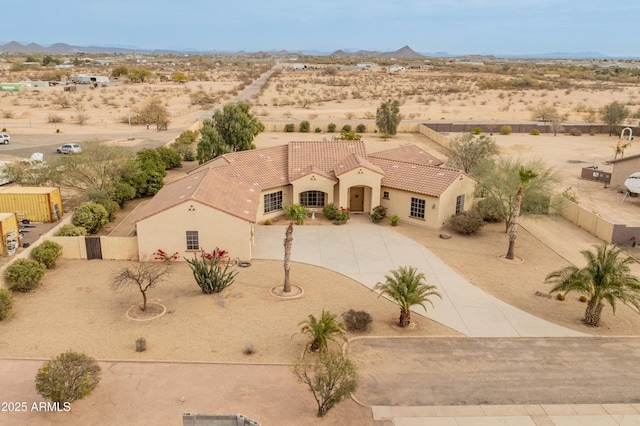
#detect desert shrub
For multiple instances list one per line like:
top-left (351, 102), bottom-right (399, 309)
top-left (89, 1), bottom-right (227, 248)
top-left (471, 127), bottom-right (482, 135)
top-left (56, 224), bottom-right (87, 236)
top-left (323, 203), bottom-right (339, 220)
top-left (339, 130), bottom-right (361, 140)
top-left (569, 127), bottom-right (582, 136)
top-left (522, 191), bottom-right (551, 215)
top-left (72, 202), bottom-right (109, 234)
top-left (0, 289), bottom-right (13, 321)
top-left (314, 127), bottom-right (322, 133)
top-left (579, 295), bottom-right (588, 303)
top-left (370, 205), bottom-right (387, 223)
top-left (284, 123), bottom-right (295, 132)
top-left (88, 189), bottom-right (120, 222)
top-left (171, 142), bottom-right (196, 161)
top-left (449, 210), bottom-right (485, 235)
top-left (560, 187), bottom-right (579, 203)
top-left (530, 129), bottom-right (540, 135)
top-left (31, 241), bottom-right (63, 269)
top-left (327, 123), bottom-right (336, 133)
top-left (341, 124), bottom-right (352, 133)
top-left (476, 199), bottom-right (503, 223)
top-left (36, 351), bottom-right (101, 404)
top-left (293, 352), bottom-right (358, 417)
top-left (299, 120), bottom-right (310, 133)
top-left (135, 337), bottom-right (146, 352)
top-left (356, 124), bottom-right (366, 133)
top-left (342, 309), bottom-right (372, 332)
top-left (111, 181), bottom-right (137, 206)
top-left (499, 125), bottom-right (512, 135)
top-left (6, 259), bottom-right (46, 292)
top-left (185, 249), bottom-right (238, 294)
top-left (556, 293), bottom-right (565, 301)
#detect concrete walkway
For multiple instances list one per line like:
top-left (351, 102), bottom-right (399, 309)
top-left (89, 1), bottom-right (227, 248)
top-left (252, 215), bottom-right (585, 338)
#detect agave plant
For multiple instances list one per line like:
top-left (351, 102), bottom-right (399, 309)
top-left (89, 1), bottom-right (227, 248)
top-left (299, 309), bottom-right (347, 355)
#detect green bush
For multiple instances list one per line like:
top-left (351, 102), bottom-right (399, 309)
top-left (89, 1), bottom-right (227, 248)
top-left (327, 123), bottom-right (336, 133)
top-left (73, 202), bottom-right (109, 234)
top-left (284, 123), bottom-right (295, 132)
top-left (314, 127), bottom-right (322, 133)
top-left (471, 127), bottom-right (482, 135)
top-left (370, 205), bottom-right (387, 223)
top-left (499, 125), bottom-right (512, 135)
top-left (356, 124), bottom-right (366, 133)
top-left (88, 189), bottom-right (120, 222)
top-left (36, 351), bottom-right (101, 404)
top-left (0, 289), bottom-right (13, 321)
top-left (323, 203), bottom-right (340, 220)
top-left (155, 146), bottom-right (182, 169)
top-left (342, 309), bottom-right (372, 332)
top-left (111, 181), bottom-right (137, 206)
top-left (31, 240), bottom-right (63, 269)
top-left (299, 120), bottom-right (310, 133)
top-left (477, 199), bottom-right (503, 223)
top-left (449, 210), bottom-right (485, 235)
top-left (56, 224), bottom-right (87, 236)
top-left (569, 127), bottom-right (582, 136)
top-left (341, 124), bottom-right (352, 133)
top-left (6, 259), bottom-right (46, 292)
top-left (530, 129), bottom-right (540, 135)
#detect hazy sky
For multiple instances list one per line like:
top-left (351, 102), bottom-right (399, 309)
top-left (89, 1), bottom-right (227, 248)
top-left (3, 1), bottom-right (638, 56)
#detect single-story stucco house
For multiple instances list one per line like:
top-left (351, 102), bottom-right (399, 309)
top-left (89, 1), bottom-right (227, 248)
top-left (133, 141), bottom-right (475, 261)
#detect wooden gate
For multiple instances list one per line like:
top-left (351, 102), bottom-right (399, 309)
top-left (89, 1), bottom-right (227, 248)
top-left (85, 237), bottom-right (102, 260)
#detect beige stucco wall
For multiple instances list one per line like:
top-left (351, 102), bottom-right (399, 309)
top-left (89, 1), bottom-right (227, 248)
top-left (290, 175), bottom-right (336, 206)
top-left (378, 175), bottom-right (475, 229)
top-left (136, 201), bottom-right (253, 261)
top-left (610, 159), bottom-right (640, 191)
top-left (379, 188), bottom-right (441, 228)
top-left (336, 168), bottom-right (383, 212)
top-left (257, 185), bottom-right (293, 223)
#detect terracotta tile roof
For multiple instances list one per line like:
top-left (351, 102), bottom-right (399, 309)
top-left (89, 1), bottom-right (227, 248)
top-left (216, 145), bottom-right (289, 190)
top-left (369, 144), bottom-right (444, 167)
top-left (369, 157), bottom-right (462, 197)
top-left (334, 153), bottom-right (385, 176)
top-left (288, 141), bottom-right (367, 181)
top-left (133, 167), bottom-right (260, 223)
top-left (293, 165), bottom-right (337, 182)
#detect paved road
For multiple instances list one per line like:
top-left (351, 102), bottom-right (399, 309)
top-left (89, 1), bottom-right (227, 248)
top-left (351, 337), bottom-right (640, 406)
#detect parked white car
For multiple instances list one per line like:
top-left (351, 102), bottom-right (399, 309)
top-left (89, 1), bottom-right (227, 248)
top-left (56, 143), bottom-right (82, 154)
top-left (0, 133), bottom-right (10, 144)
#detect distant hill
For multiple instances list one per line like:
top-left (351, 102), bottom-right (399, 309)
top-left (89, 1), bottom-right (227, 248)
top-left (0, 40), bottom-right (616, 59)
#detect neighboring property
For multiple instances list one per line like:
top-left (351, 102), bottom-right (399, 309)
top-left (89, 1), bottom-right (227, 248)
top-left (71, 75), bottom-right (109, 84)
top-left (606, 154), bottom-right (640, 191)
top-left (133, 141), bottom-right (475, 261)
top-left (0, 187), bottom-right (63, 223)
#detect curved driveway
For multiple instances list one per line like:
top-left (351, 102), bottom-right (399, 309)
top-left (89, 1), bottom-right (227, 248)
top-left (252, 216), bottom-right (585, 338)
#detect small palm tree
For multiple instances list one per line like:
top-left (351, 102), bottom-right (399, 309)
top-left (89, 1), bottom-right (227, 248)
top-left (506, 166), bottom-right (537, 260)
top-left (299, 310), bottom-right (347, 355)
top-left (545, 244), bottom-right (640, 327)
top-left (374, 266), bottom-right (441, 327)
top-left (283, 204), bottom-right (308, 293)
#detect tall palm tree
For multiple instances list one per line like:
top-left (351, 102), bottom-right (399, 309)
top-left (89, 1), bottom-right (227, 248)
top-left (283, 204), bottom-right (308, 293)
top-left (506, 166), bottom-right (537, 260)
top-left (374, 266), bottom-right (441, 327)
top-left (545, 244), bottom-right (640, 327)
top-left (299, 310), bottom-right (347, 355)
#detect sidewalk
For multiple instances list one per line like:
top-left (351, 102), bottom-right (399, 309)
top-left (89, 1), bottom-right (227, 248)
top-left (252, 215), bottom-right (585, 338)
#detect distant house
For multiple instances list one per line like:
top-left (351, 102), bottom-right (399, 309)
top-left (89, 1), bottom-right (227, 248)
top-left (71, 75), bottom-right (109, 84)
top-left (389, 65), bottom-right (406, 72)
top-left (133, 142), bottom-right (475, 261)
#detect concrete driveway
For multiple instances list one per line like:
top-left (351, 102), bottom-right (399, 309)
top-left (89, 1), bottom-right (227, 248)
top-left (252, 215), bottom-right (585, 338)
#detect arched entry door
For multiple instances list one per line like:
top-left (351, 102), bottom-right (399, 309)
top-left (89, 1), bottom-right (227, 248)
top-left (349, 187), bottom-right (364, 212)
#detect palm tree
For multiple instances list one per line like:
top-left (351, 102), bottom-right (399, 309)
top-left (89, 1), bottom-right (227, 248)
top-left (506, 166), bottom-right (537, 260)
top-left (545, 244), bottom-right (640, 327)
top-left (283, 204), bottom-right (308, 293)
top-left (299, 310), bottom-right (347, 355)
top-left (374, 266), bottom-right (441, 327)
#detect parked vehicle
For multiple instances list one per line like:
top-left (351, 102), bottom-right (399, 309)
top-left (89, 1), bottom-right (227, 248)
top-left (0, 133), bottom-right (10, 144)
top-left (56, 143), bottom-right (82, 154)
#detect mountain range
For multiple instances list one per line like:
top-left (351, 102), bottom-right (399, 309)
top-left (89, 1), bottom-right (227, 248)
top-left (0, 40), bottom-right (610, 59)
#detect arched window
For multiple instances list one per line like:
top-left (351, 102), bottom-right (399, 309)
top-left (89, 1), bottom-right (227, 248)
top-left (300, 190), bottom-right (325, 207)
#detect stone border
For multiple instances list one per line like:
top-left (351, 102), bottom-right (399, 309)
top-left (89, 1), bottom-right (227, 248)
top-left (496, 254), bottom-right (525, 264)
top-left (269, 285), bottom-right (304, 300)
top-left (126, 302), bottom-right (167, 322)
